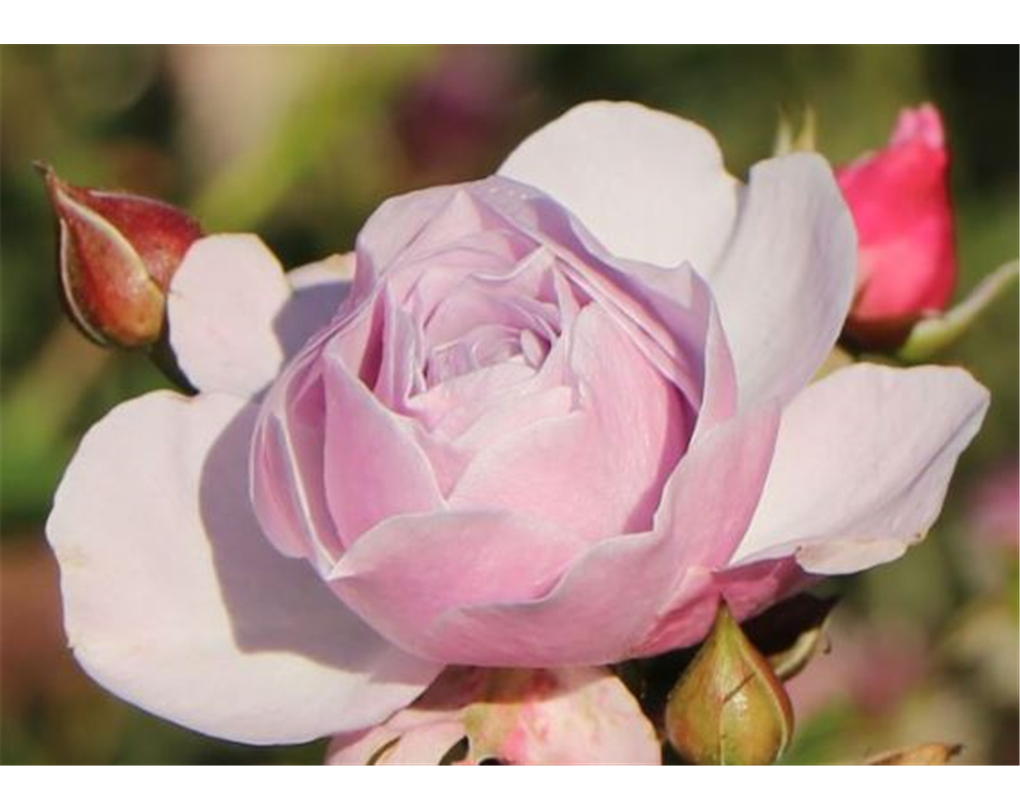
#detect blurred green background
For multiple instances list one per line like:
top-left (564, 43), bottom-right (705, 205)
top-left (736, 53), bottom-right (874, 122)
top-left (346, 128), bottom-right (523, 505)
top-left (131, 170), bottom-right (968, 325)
top-left (1, 45), bottom-right (1016, 764)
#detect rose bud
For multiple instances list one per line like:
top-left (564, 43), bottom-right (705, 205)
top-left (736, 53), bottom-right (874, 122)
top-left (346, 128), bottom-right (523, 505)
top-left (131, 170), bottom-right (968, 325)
top-left (837, 104), bottom-right (956, 349)
top-left (665, 602), bottom-right (794, 766)
top-left (38, 164), bottom-right (203, 348)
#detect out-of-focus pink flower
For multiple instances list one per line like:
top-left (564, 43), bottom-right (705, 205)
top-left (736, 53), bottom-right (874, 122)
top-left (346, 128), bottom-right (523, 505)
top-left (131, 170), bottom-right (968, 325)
top-left (47, 102), bottom-right (988, 747)
top-left (786, 621), bottom-right (930, 720)
top-left (837, 104), bottom-right (957, 347)
top-left (967, 461), bottom-right (1019, 551)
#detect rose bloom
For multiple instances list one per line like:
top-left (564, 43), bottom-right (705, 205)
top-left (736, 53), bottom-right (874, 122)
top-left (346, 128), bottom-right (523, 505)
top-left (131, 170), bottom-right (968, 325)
top-left (837, 104), bottom-right (957, 346)
top-left (47, 102), bottom-right (988, 748)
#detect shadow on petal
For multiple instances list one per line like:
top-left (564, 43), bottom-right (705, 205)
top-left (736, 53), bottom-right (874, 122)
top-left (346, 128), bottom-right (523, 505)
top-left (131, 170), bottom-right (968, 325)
top-left (273, 277), bottom-right (352, 359)
top-left (198, 401), bottom-right (429, 686)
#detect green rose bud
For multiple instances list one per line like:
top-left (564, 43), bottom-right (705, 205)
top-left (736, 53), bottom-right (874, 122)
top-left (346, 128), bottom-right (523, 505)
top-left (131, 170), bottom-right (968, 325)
top-left (665, 602), bottom-right (795, 766)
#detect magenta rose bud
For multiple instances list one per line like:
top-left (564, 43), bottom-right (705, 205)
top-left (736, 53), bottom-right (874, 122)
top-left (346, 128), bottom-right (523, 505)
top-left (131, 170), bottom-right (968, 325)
top-left (836, 105), bottom-right (957, 348)
top-left (39, 165), bottom-right (203, 348)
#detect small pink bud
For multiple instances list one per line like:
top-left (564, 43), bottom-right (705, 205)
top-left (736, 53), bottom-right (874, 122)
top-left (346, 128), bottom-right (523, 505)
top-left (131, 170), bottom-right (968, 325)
top-left (837, 104), bottom-right (957, 349)
top-left (39, 165), bottom-right (202, 348)
top-left (665, 602), bottom-right (794, 766)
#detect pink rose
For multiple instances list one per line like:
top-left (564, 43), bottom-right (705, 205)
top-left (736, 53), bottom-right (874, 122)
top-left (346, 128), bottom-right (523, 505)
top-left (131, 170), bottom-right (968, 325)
top-left (47, 102), bottom-right (988, 747)
top-left (837, 104), bottom-right (957, 347)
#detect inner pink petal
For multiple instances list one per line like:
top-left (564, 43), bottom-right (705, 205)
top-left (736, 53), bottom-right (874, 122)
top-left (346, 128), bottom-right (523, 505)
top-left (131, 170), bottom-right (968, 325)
top-left (372, 294), bottom-right (422, 408)
top-left (251, 348), bottom-right (345, 574)
top-left (449, 304), bottom-right (688, 540)
top-left (321, 352), bottom-right (446, 548)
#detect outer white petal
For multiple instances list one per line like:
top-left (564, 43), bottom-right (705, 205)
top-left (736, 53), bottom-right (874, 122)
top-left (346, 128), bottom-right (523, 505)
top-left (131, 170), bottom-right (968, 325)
top-left (168, 238), bottom-right (354, 397)
top-left (731, 364), bottom-right (990, 574)
top-left (46, 391), bottom-right (441, 744)
top-left (499, 101), bottom-right (739, 272)
top-left (705, 153), bottom-right (858, 409)
top-left (168, 235), bottom-right (292, 397)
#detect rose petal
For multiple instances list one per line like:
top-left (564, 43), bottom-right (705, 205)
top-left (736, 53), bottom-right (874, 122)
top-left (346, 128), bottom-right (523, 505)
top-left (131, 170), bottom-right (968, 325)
top-left (355, 177), bottom-right (740, 434)
top-left (168, 235), bottom-right (292, 397)
top-left (461, 177), bottom-right (739, 433)
top-left (327, 666), bottom-right (660, 765)
top-left (275, 253), bottom-right (355, 357)
top-left (326, 714), bottom-right (463, 807)
top-left (462, 668), bottom-right (660, 765)
top-left (500, 100), bottom-right (739, 272)
top-left (331, 510), bottom-right (590, 660)
top-left (449, 304), bottom-right (687, 540)
top-left (288, 252), bottom-right (357, 290)
top-left (355, 185), bottom-right (514, 301)
top-left (250, 359), bottom-right (345, 572)
top-left (373, 289), bottom-right (424, 410)
top-left (705, 153), bottom-right (857, 409)
top-left (731, 363), bottom-right (990, 574)
top-left (415, 406), bottom-right (779, 666)
top-left (321, 350), bottom-right (446, 545)
top-left (46, 391), bottom-right (440, 744)
top-left (368, 722), bottom-right (468, 765)
top-left (634, 558), bottom-right (809, 657)
top-left (327, 668), bottom-right (483, 765)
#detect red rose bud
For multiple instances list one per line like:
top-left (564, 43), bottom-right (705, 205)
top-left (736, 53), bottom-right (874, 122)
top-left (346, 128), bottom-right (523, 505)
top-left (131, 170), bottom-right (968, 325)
top-left (836, 105), bottom-right (957, 349)
top-left (665, 602), bottom-right (794, 766)
top-left (39, 165), bottom-right (203, 348)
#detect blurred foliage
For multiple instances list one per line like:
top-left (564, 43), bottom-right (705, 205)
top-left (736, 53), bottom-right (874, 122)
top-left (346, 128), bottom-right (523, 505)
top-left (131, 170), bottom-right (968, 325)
top-left (1, 45), bottom-right (1016, 765)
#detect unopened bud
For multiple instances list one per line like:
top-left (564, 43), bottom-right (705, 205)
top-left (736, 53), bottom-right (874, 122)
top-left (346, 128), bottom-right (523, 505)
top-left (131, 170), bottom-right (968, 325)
top-left (665, 602), bottom-right (794, 766)
top-left (38, 164), bottom-right (202, 348)
top-left (837, 105), bottom-right (956, 350)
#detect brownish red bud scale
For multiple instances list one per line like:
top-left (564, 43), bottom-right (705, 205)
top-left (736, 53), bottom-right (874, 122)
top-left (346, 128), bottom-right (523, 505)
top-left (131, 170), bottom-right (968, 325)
top-left (38, 165), bottom-right (203, 348)
top-left (665, 602), bottom-right (795, 766)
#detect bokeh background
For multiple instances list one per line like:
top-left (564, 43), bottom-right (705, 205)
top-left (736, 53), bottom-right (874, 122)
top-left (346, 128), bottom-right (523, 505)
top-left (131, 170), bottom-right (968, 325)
top-left (1, 44), bottom-right (1016, 765)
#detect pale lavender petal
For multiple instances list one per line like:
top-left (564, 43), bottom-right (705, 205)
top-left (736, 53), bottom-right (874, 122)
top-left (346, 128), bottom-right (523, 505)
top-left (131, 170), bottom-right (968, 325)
top-left (46, 391), bottom-right (441, 744)
top-left (500, 100), bottom-right (739, 272)
top-left (321, 350), bottom-right (445, 545)
top-left (731, 364), bottom-right (990, 574)
top-left (705, 154), bottom-right (858, 409)
top-left (250, 362), bottom-right (344, 572)
top-left (331, 510), bottom-right (590, 660)
top-left (168, 235), bottom-right (291, 397)
top-left (368, 722), bottom-right (468, 765)
top-left (462, 667), bottom-right (660, 765)
top-left (275, 253), bottom-right (355, 358)
top-left (414, 406), bottom-right (779, 666)
top-left (349, 185), bottom-right (459, 296)
top-left (469, 178), bottom-right (738, 421)
top-left (449, 304), bottom-right (687, 540)
top-left (634, 558), bottom-right (809, 657)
